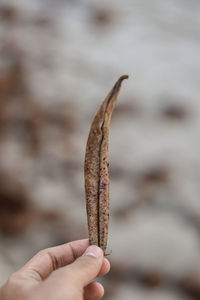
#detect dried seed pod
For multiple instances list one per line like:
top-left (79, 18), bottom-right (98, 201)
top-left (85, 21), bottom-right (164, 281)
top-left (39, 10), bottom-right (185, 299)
top-left (84, 75), bottom-right (128, 254)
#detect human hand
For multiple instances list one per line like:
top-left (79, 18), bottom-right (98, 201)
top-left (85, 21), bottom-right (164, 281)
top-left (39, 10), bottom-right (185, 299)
top-left (0, 239), bottom-right (110, 300)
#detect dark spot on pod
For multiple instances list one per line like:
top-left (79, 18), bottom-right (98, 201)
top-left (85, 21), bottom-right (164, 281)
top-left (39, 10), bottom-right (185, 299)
top-left (101, 182), bottom-right (106, 189)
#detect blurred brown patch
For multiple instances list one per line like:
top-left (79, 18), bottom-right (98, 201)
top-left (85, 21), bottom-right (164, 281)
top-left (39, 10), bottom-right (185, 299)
top-left (137, 167), bottom-right (169, 188)
top-left (108, 263), bottom-right (200, 299)
top-left (0, 4), bottom-right (19, 22)
top-left (0, 60), bottom-right (26, 101)
top-left (0, 175), bottom-right (34, 235)
top-left (179, 276), bottom-right (200, 299)
top-left (34, 16), bottom-right (52, 27)
top-left (113, 102), bottom-right (140, 119)
top-left (141, 272), bottom-right (163, 288)
top-left (92, 8), bottom-right (113, 27)
top-left (45, 103), bottom-right (77, 133)
top-left (161, 104), bottom-right (189, 121)
top-left (24, 103), bottom-right (44, 155)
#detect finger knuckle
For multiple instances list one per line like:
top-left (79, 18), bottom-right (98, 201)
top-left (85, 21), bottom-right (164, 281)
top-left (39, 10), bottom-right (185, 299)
top-left (36, 249), bottom-right (51, 263)
top-left (6, 273), bottom-right (25, 294)
top-left (7, 272), bottom-right (19, 285)
top-left (37, 249), bottom-right (47, 258)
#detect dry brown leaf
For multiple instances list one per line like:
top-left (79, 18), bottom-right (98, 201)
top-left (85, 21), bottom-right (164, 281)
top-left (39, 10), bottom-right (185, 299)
top-left (84, 75), bottom-right (128, 254)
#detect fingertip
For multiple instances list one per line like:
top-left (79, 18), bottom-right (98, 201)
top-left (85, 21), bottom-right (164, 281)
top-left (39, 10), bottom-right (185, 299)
top-left (97, 258), bottom-right (110, 277)
top-left (94, 282), bottom-right (104, 298)
top-left (83, 245), bottom-right (103, 260)
top-left (84, 281), bottom-right (104, 300)
top-left (103, 258), bottom-right (111, 272)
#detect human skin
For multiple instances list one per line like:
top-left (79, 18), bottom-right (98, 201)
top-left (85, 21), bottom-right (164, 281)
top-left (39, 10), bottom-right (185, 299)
top-left (0, 239), bottom-right (110, 300)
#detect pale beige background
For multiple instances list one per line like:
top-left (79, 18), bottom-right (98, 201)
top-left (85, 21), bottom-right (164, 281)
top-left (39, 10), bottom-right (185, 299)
top-left (0, 0), bottom-right (200, 299)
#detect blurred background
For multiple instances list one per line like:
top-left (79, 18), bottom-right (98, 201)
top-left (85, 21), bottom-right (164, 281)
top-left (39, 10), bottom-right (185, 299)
top-left (0, 0), bottom-right (200, 299)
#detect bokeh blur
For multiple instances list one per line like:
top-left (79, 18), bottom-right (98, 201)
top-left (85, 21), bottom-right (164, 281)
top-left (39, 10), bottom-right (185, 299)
top-left (0, 0), bottom-right (200, 299)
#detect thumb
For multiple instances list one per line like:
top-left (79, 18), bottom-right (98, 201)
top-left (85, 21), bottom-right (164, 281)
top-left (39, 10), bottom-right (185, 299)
top-left (54, 245), bottom-right (104, 287)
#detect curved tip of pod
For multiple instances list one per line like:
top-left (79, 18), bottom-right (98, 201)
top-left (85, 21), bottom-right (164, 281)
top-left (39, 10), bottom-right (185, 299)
top-left (110, 75), bottom-right (129, 99)
top-left (119, 75), bottom-right (129, 81)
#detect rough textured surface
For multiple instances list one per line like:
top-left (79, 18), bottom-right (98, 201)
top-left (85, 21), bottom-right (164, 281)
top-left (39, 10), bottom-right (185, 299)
top-left (85, 75), bottom-right (128, 253)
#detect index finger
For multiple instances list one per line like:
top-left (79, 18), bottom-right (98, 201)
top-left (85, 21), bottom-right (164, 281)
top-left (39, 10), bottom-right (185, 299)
top-left (19, 239), bottom-right (89, 281)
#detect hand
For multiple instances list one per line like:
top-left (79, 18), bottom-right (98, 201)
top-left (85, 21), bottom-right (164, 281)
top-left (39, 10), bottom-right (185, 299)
top-left (0, 239), bottom-right (110, 300)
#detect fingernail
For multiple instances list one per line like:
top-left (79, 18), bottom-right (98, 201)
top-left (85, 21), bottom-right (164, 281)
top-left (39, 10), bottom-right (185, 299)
top-left (83, 245), bottom-right (102, 259)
